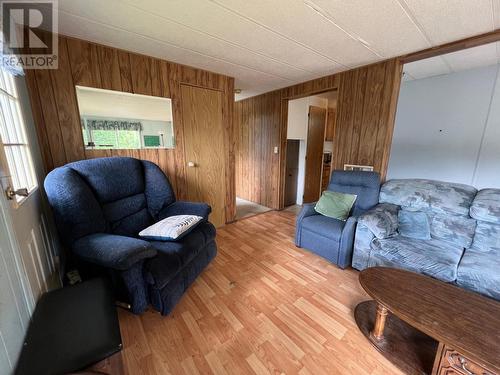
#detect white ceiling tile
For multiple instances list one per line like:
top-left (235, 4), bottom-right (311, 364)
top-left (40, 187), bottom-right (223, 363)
top-left (310, 0), bottom-right (430, 57)
top-left (207, 0), bottom-right (381, 67)
top-left (494, 0), bottom-right (500, 28)
top-left (58, 0), bottom-right (313, 81)
top-left (405, 42), bottom-right (500, 81)
top-left (403, 56), bottom-right (451, 79)
top-left (443, 42), bottom-right (499, 72)
top-left (51, 0), bottom-right (497, 99)
top-left (117, 0), bottom-right (344, 73)
top-left (402, 0), bottom-right (494, 45)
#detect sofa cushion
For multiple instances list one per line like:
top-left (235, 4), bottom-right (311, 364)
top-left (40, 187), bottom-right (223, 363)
top-left (398, 210), bottom-right (431, 240)
top-left (430, 214), bottom-right (476, 249)
top-left (470, 221), bottom-right (500, 253)
top-left (457, 249), bottom-right (500, 300)
top-left (368, 236), bottom-right (464, 282)
top-left (145, 222), bottom-right (216, 289)
top-left (470, 189), bottom-right (500, 224)
top-left (358, 203), bottom-right (399, 239)
top-left (300, 214), bottom-right (345, 241)
top-left (380, 179), bottom-right (477, 217)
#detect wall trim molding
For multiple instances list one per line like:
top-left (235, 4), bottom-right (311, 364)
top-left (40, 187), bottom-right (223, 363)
top-left (399, 29), bottom-right (500, 64)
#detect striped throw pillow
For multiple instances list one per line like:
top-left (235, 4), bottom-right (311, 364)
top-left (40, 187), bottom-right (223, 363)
top-left (139, 215), bottom-right (203, 241)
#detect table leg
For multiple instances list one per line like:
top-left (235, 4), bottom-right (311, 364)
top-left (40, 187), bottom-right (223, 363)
top-left (370, 303), bottom-right (389, 341)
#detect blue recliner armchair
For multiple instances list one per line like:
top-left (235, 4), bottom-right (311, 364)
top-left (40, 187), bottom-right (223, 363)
top-left (295, 171), bottom-right (380, 268)
top-left (44, 157), bottom-right (217, 315)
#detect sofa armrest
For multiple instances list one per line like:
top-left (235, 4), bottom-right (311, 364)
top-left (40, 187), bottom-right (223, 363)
top-left (158, 201), bottom-right (212, 221)
top-left (358, 203), bottom-right (399, 239)
top-left (352, 223), bottom-right (376, 270)
top-left (73, 233), bottom-right (157, 271)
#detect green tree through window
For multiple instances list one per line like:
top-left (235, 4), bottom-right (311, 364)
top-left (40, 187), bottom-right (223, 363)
top-left (87, 129), bottom-right (140, 149)
top-left (118, 130), bottom-right (141, 148)
top-left (92, 130), bottom-right (117, 149)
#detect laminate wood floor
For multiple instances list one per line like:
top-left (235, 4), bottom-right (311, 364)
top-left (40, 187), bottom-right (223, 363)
top-left (118, 210), bottom-right (403, 375)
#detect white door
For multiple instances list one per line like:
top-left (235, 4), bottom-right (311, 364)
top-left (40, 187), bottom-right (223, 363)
top-left (0, 69), bottom-right (59, 374)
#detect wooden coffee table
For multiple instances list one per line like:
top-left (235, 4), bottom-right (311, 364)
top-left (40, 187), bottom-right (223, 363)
top-left (355, 267), bottom-right (500, 375)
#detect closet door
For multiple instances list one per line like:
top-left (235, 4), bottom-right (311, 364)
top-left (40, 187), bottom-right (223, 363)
top-left (181, 85), bottom-right (226, 227)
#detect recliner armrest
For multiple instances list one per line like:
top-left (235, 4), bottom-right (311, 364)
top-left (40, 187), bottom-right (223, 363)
top-left (295, 203), bottom-right (318, 247)
top-left (72, 233), bottom-right (157, 271)
top-left (158, 201), bottom-right (212, 221)
top-left (297, 203), bottom-right (317, 223)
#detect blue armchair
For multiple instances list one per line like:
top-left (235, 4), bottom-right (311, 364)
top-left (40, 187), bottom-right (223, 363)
top-left (295, 171), bottom-right (380, 268)
top-left (44, 157), bottom-right (217, 315)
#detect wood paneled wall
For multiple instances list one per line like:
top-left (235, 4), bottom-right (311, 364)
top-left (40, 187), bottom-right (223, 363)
top-left (334, 59), bottom-right (403, 175)
top-left (235, 91), bottom-right (281, 208)
top-left (234, 59), bottom-right (402, 210)
top-left (24, 34), bottom-right (236, 222)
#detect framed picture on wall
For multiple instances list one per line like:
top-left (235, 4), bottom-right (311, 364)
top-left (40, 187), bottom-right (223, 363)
top-left (344, 164), bottom-right (374, 172)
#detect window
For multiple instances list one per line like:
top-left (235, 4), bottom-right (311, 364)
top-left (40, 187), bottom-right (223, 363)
top-left (0, 69), bottom-right (37, 202)
top-left (82, 122), bottom-right (142, 149)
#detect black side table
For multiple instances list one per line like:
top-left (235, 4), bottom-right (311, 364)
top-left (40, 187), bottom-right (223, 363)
top-left (15, 278), bottom-right (123, 375)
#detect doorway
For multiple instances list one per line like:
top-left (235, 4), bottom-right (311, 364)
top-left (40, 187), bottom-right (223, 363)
top-left (284, 90), bottom-right (337, 208)
top-left (284, 140), bottom-right (300, 207)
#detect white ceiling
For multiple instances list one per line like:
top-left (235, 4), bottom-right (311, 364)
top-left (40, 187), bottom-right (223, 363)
top-left (51, 0), bottom-right (500, 100)
top-left (403, 42), bottom-right (500, 81)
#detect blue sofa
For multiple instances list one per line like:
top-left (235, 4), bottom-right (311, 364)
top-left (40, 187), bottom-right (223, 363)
top-left (295, 171), bottom-right (380, 268)
top-left (44, 157), bottom-right (217, 315)
top-left (353, 179), bottom-right (500, 301)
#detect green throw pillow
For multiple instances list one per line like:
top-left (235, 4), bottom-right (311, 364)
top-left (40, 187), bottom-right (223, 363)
top-left (314, 191), bottom-right (357, 221)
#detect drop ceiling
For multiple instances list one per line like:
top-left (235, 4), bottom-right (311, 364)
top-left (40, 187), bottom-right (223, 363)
top-left (403, 42), bottom-right (500, 81)
top-left (52, 0), bottom-right (500, 100)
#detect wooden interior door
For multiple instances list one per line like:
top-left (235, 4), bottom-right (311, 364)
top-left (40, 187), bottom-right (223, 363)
top-left (284, 140), bottom-right (300, 207)
top-left (181, 85), bottom-right (226, 227)
top-left (303, 106), bottom-right (326, 203)
top-left (325, 107), bottom-right (336, 141)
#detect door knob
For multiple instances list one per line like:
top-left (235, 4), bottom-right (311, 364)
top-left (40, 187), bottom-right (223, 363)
top-left (6, 186), bottom-right (29, 200)
top-left (187, 161), bottom-right (196, 167)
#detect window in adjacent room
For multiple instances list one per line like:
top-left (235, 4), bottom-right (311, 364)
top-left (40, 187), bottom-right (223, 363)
top-left (76, 86), bottom-right (174, 150)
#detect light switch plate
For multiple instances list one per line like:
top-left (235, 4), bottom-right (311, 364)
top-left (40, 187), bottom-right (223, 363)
top-left (273, 146), bottom-right (278, 154)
